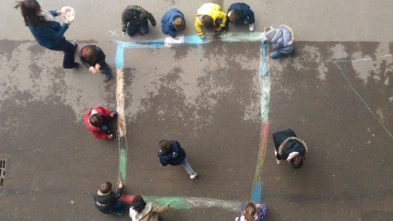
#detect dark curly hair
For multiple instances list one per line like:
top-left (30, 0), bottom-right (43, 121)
top-left (131, 195), bottom-right (147, 213)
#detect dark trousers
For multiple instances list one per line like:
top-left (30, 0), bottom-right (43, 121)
top-left (127, 20), bottom-right (149, 36)
top-left (112, 200), bottom-right (124, 214)
top-left (49, 38), bottom-right (76, 69)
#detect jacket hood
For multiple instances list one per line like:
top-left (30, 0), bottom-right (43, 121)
top-left (96, 189), bottom-right (110, 196)
top-left (265, 26), bottom-right (279, 41)
top-left (158, 151), bottom-right (172, 160)
top-left (129, 202), bottom-right (153, 221)
top-left (278, 137), bottom-right (308, 155)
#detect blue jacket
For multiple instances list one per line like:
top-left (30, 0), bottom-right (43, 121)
top-left (157, 140), bottom-right (186, 166)
top-left (27, 10), bottom-right (69, 49)
top-left (161, 8), bottom-right (185, 38)
top-left (272, 26), bottom-right (294, 54)
top-left (224, 3), bottom-right (255, 30)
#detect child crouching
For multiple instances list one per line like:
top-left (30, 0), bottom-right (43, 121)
top-left (79, 45), bottom-right (112, 82)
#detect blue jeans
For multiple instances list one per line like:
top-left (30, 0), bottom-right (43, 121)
top-left (270, 50), bottom-right (287, 59)
top-left (231, 18), bottom-right (250, 26)
top-left (49, 37), bottom-right (76, 69)
top-left (181, 158), bottom-right (195, 175)
top-left (127, 20), bottom-right (149, 36)
top-left (99, 116), bottom-right (111, 133)
top-left (100, 64), bottom-right (111, 76)
top-left (215, 18), bottom-right (222, 26)
top-left (112, 200), bottom-right (124, 214)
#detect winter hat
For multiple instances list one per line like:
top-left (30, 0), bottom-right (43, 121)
top-left (264, 26), bottom-right (278, 40)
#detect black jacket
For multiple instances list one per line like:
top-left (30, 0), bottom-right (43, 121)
top-left (157, 140), bottom-right (186, 166)
top-left (273, 129), bottom-right (306, 160)
top-left (94, 187), bottom-right (123, 214)
top-left (79, 45), bottom-right (107, 69)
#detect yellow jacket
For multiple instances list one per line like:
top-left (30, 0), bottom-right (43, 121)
top-left (195, 3), bottom-right (227, 36)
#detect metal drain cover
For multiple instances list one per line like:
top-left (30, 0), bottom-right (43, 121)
top-left (0, 159), bottom-right (5, 187)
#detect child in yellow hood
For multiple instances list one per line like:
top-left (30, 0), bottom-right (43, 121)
top-left (195, 3), bottom-right (227, 40)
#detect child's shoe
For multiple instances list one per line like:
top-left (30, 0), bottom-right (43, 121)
top-left (110, 110), bottom-right (118, 117)
top-left (190, 172), bottom-right (198, 179)
top-left (113, 209), bottom-right (124, 216)
top-left (249, 23), bottom-right (255, 32)
top-left (103, 73), bottom-right (112, 82)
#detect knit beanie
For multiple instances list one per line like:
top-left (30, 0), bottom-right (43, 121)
top-left (264, 26), bottom-right (277, 40)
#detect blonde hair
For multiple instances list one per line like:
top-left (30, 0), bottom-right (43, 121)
top-left (244, 202), bottom-right (256, 221)
top-left (173, 17), bottom-right (184, 30)
top-left (264, 26), bottom-right (271, 32)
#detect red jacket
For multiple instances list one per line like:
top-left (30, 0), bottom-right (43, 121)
top-left (84, 106), bottom-right (112, 139)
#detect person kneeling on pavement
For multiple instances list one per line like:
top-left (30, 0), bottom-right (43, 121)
top-left (272, 128), bottom-right (308, 168)
top-left (94, 181), bottom-right (125, 216)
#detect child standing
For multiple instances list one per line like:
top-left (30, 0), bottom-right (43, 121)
top-left (161, 8), bottom-right (186, 40)
top-left (79, 45), bottom-right (112, 82)
top-left (195, 3), bottom-right (227, 40)
top-left (84, 106), bottom-right (116, 139)
top-left (224, 3), bottom-right (255, 32)
top-left (157, 140), bottom-right (198, 179)
top-left (94, 181), bottom-right (125, 216)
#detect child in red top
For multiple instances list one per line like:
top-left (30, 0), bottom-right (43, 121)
top-left (84, 106), bottom-right (116, 139)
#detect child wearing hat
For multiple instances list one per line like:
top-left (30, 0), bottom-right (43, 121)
top-left (262, 25), bottom-right (295, 59)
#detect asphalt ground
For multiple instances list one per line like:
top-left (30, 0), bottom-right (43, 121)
top-left (1, 0), bottom-right (393, 221)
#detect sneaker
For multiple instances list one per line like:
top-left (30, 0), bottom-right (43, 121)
top-left (103, 73), bottom-right (112, 82)
top-left (113, 210), bottom-right (124, 216)
top-left (190, 172), bottom-right (198, 179)
top-left (249, 23), bottom-right (255, 32)
top-left (110, 110), bottom-right (118, 117)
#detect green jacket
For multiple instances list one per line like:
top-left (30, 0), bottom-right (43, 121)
top-left (121, 5), bottom-right (156, 32)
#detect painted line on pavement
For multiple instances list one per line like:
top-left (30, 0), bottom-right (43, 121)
top-left (332, 54), bottom-right (393, 139)
top-left (251, 41), bottom-right (270, 203)
top-left (114, 33), bottom-right (269, 209)
top-left (120, 195), bottom-right (241, 211)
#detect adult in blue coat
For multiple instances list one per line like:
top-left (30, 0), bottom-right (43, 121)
top-left (161, 8), bottom-right (186, 39)
top-left (263, 25), bottom-right (295, 59)
top-left (15, 0), bottom-right (78, 69)
top-left (224, 3), bottom-right (255, 32)
top-left (157, 140), bottom-right (198, 179)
